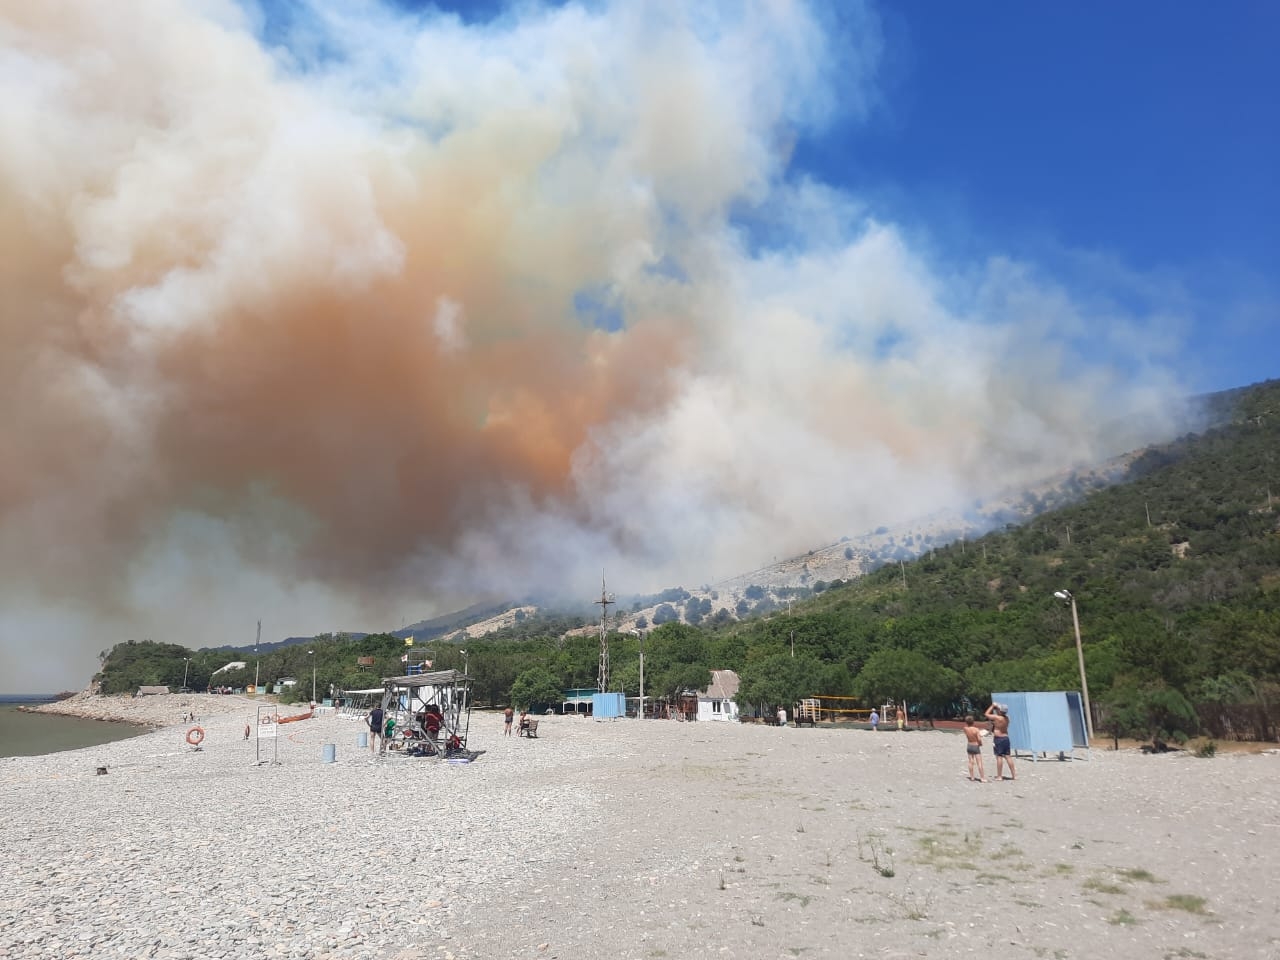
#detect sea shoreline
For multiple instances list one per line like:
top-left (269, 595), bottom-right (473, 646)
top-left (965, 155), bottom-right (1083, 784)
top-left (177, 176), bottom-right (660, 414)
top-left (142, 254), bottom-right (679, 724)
top-left (30, 689), bottom-right (263, 730)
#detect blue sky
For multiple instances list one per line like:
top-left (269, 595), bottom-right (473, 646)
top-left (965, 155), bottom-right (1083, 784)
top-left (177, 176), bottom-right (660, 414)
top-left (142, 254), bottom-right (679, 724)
top-left (796, 2), bottom-right (1278, 392)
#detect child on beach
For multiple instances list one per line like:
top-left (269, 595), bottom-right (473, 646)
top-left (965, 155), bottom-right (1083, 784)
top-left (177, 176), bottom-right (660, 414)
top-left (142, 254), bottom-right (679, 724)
top-left (963, 715), bottom-right (987, 782)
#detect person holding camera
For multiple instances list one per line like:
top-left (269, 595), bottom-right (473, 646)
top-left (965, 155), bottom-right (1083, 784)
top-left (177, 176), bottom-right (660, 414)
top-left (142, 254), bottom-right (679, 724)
top-left (985, 702), bottom-right (1015, 781)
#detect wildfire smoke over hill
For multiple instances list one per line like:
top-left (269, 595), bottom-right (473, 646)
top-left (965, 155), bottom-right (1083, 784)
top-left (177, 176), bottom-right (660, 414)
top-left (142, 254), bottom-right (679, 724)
top-left (0, 0), bottom-right (1184, 688)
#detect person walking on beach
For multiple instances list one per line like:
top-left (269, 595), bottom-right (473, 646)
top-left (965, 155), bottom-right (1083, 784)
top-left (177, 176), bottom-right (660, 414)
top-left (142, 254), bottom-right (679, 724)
top-left (869, 709), bottom-right (879, 732)
top-left (368, 704), bottom-right (385, 756)
top-left (985, 702), bottom-right (1016, 780)
top-left (504, 706), bottom-right (514, 736)
top-left (243, 722), bottom-right (251, 741)
top-left (963, 715), bottom-right (987, 782)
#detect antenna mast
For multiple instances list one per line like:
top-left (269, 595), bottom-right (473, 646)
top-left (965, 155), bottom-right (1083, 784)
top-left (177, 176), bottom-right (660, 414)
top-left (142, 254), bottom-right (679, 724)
top-left (595, 573), bottom-right (615, 693)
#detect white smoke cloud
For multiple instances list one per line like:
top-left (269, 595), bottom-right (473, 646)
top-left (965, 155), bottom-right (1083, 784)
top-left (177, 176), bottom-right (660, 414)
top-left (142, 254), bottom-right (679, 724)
top-left (0, 0), bottom-right (1190, 690)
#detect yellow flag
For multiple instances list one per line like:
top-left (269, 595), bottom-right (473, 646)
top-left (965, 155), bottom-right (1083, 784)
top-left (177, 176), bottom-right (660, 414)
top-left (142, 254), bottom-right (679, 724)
top-left (404, 636), bottom-right (414, 646)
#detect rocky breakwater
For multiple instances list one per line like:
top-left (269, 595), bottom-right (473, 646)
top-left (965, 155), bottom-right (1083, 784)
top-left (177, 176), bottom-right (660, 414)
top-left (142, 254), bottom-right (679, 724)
top-left (33, 690), bottom-right (256, 727)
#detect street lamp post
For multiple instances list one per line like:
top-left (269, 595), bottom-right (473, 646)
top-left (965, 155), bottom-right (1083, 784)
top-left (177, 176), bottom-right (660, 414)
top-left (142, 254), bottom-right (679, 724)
top-left (309, 649), bottom-right (316, 705)
top-left (638, 631), bottom-right (645, 720)
top-left (1054, 590), bottom-right (1094, 739)
top-left (182, 657), bottom-right (191, 691)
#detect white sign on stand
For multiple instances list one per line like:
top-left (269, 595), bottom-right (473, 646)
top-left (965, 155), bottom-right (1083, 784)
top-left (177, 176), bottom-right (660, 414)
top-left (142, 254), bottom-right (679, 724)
top-left (255, 705), bottom-right (280, 765)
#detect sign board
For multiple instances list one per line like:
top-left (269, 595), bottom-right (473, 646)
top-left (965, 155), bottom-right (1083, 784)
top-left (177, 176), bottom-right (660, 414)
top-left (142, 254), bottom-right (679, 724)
top-left (254, 705), bottom-right (280, 765)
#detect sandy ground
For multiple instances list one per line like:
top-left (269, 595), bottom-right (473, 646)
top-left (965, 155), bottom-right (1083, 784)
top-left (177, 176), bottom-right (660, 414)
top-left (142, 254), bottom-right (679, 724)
top-left (3, 699), bottom-right (1278, 960)
top-left (462, 720), bottom-right (1280, 960)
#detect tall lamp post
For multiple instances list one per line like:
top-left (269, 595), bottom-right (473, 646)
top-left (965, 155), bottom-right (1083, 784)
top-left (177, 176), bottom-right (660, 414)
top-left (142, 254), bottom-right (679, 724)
top-left (182, 657), bottom-right (191, 691)
top-left (309, 649), bottom-right (316, 705)
top-left (638, 630), bottom-right (646, 720)
top-left (1053, 590), bottom-right (1094, 739)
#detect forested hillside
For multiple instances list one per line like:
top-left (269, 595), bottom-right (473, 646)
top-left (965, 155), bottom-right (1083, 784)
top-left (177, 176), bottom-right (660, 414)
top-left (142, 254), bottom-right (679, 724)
top-left (96, 380), bottom-right (1280, 742)
top-left (725, 378), bottom-right (1280, 741)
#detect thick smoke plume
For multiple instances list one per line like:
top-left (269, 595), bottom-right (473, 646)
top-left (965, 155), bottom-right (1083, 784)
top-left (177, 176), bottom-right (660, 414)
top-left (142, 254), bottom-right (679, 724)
top-left (0, 0), bottom-right (1183, 689)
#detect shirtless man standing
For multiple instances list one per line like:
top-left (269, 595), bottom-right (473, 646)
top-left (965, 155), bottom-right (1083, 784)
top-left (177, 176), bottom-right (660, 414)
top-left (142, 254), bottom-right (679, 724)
top-left (963, 715), bottom-right (987, 782)
top-left (985, 702), bottom-right (1015, 780)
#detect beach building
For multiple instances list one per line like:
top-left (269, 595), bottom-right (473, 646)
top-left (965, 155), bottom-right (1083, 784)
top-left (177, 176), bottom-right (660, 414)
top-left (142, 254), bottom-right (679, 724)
top-left (696, 670), bottom-right (740, 722)
top-left (561, 687), bottom-right (596, 716)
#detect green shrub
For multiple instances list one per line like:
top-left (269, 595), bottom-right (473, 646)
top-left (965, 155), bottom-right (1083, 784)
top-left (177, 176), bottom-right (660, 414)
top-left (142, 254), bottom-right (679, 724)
top-left (1195, 740), bottom-right (1217, 758)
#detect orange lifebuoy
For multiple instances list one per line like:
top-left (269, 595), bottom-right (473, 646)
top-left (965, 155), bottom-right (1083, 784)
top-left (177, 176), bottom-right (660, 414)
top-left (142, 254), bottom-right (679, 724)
top-left (186, 726), bottom-right (205, 746)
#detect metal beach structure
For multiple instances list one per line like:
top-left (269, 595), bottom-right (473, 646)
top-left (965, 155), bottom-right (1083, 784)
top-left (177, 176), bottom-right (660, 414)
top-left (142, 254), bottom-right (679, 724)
top-left (379, 669), bottom-right (473, 758)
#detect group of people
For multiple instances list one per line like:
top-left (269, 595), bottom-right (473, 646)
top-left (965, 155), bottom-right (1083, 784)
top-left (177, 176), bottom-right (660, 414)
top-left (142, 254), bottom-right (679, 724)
top-left (502, 707), bottom-right (536, 736)
top-left (365, 702), bottom-right (453, 755)
top-left (867, 707), bottom-right (906, 732)
top-left (962, 703), bottom-right (1016, 782)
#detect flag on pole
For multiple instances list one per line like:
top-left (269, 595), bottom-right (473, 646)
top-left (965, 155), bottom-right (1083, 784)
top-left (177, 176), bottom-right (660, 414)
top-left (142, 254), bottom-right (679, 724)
top-left (400, 653), bottom-right (408, 663)
top-left (404, 636), bottom-right (414, 646)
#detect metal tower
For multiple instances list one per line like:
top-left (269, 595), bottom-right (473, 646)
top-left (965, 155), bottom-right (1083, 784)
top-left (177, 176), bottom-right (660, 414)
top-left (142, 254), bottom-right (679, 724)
top-left (595, 574), bottom-right (615, 693)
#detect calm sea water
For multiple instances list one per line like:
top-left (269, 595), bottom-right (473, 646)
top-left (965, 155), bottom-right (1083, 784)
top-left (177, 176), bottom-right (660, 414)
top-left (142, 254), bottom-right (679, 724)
top-left (0, 696), bottom-right (147, 759)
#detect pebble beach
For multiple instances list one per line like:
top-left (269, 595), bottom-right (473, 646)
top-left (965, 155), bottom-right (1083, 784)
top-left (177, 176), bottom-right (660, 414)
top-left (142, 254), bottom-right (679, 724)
top-left (2, 694), bottom-right (1277, 960)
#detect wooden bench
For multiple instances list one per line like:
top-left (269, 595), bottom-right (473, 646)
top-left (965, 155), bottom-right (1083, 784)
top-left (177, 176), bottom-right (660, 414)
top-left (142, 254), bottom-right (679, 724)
top-left (518, 717), bottom-right (540, 738)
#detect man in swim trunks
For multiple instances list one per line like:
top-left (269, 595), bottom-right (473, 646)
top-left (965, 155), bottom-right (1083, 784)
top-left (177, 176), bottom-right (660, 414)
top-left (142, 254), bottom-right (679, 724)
top-left (504, 706), bottom-right (514, 736)
top-left (985, 702), bottom-right (1015, 780)
top-left (963, 714), bottom-right (987, 782)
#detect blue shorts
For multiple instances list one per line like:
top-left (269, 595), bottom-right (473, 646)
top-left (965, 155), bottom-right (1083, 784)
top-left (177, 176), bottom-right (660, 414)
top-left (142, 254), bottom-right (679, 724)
top-left (993, 735), bottom-right (1011, 757)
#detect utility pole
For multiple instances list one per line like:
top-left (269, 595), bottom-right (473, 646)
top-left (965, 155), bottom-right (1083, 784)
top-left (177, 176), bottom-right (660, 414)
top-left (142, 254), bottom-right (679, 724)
top-left (595, 574), bottom-right (615, 693)
top-left (638, 631), bottom-right (645, 720)
top-left (254, 619), bottom-right (261, 693)
top-left (182, 657), bottom-right (191, 691)
top-left (1145, 501), bottom-right (1152, 527)
top-left (899, 561), bottom-right (907, 590)
top-left (1053, 590), bottom-right (1094, 740)
top-left (309, 649), bottom-right (316, 704)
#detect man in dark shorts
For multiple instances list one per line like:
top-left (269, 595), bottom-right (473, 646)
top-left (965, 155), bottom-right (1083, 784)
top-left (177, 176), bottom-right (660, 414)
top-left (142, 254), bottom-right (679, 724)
top-left (985, 702), bottom-right (1015, 780)
top-left (504, 706), bottom-right (514, 736)
top-left (963, 714), bottom-right (987, 782)
top-left (368, 704), bottom-right (385, 756)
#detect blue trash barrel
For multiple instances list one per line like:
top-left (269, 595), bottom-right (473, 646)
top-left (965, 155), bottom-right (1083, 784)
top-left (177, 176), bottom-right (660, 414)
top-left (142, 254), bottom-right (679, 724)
top-left (357, 732), bottom-right (368, 749)
top-left (322, 743), bottom-right (336, 763)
